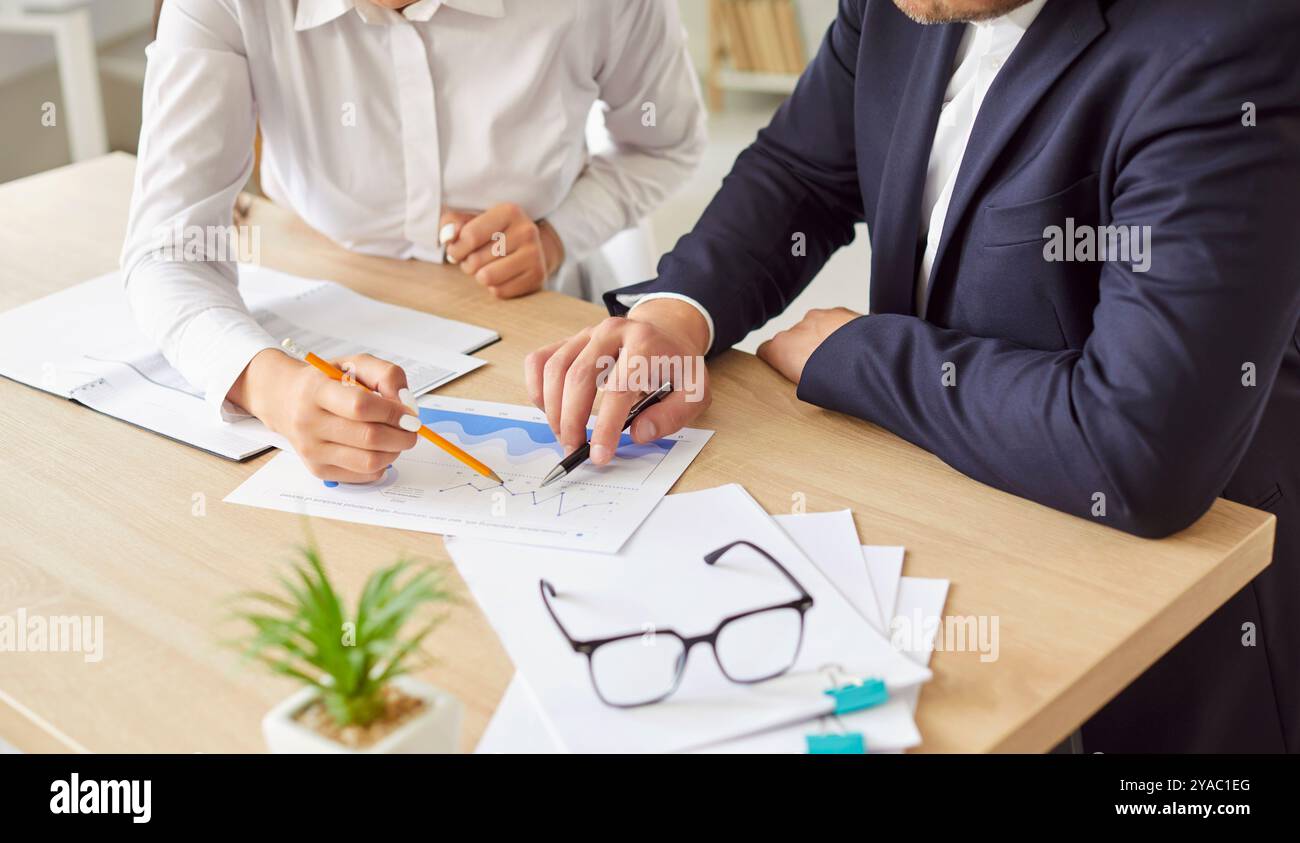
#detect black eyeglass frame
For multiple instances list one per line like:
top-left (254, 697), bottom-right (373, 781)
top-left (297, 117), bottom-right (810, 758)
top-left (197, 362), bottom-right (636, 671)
top-left (539, 540), bottom-right (816, 708)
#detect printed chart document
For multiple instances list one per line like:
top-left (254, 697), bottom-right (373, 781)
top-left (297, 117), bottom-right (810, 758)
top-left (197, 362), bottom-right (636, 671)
top-left (449, 485), bottom-right (930, 754)
top-left (225, 396), bottom-right (713, 552)
top-left (0, 266), bottom-right (492, 460)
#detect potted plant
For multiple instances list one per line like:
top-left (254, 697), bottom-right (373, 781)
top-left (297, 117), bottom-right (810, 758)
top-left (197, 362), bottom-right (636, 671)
top-left (229, 538), bottom-right (462, 753)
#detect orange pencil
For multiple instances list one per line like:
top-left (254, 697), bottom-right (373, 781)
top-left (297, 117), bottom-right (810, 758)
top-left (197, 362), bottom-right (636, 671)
top-left (281, 338), bottom-right (503, 484)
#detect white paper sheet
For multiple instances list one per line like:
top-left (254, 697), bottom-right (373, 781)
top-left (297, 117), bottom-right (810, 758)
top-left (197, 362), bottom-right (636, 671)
top-left (776, 512), bottom-right (884, 632)
top-left (452, 485), bottom-right (931, 753)
top-left (226, 396), bottom-right (713, 552)
top-left (888, 577), bottom-right (951, 718)
top-left (0, 266), bottom-right (490, 459)
top-left (864, 545), bottom-right (905, 626)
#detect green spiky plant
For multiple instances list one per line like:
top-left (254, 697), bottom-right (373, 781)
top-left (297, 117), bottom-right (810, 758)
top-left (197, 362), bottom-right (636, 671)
top-left (229, 538), bottom-right (453, 729)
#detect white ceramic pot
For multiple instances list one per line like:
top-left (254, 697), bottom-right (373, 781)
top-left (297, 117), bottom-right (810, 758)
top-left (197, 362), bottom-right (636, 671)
top-left (262, 676), bottom-right (462, 754)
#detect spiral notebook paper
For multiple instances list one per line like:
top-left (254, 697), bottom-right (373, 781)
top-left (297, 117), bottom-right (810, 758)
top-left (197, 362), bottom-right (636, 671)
top-left (0, 266), bottom-right (490, 460)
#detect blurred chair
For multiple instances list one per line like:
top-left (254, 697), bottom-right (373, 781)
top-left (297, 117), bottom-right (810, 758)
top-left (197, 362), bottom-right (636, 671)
top-left (0, 0), bottom-right (108, 161)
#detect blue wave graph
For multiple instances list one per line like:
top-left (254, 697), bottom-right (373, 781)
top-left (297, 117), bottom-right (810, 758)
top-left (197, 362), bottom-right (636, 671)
top-left (418, 408), bottom-right (675, 461)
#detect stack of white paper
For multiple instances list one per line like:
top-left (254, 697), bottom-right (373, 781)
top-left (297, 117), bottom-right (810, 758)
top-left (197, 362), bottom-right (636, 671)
top-left (450, 485), bottom-right (949, 754)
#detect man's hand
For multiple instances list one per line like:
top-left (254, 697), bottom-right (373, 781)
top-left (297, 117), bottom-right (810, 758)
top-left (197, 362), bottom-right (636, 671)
top-left (524, 298), bottom-right (712, 466)
top-left (228, 350), bottom-right (420, 483)
top-left (757, 307), bottom-right (862, 385)
top-left (440, 203), bottom-right (564, 299)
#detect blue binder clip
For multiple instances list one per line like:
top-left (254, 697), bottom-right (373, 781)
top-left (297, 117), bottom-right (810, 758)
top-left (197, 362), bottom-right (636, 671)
top-left (806, 689), bottom-right (867, 756)
top-left (806, 730), bottom-right (867, 754)
top-left (820, 664), bottom-right (888, 715)
top-left (816, 666), bottom-right (889, 718)
top-left (824, 679), bottom-right (888, 714)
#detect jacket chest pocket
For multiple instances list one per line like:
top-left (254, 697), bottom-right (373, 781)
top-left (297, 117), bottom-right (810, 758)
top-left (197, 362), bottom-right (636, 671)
top-left (981, 172), bottom-right (1101, 248)
top-left (956, 172), bottom-right (1103, 350)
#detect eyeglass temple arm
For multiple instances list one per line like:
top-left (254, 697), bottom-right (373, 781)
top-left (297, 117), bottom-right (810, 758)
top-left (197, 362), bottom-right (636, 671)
top-left (703, 540), bottom-right (813, 603)
top-left (538, 579), bottom-right (588, 652)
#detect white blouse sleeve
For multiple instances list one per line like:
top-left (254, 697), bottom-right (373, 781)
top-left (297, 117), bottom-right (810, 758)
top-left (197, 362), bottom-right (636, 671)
top-left (120, 0), bottom-right (275, 421)
top-left (544, 0), bottom-right (708, 265)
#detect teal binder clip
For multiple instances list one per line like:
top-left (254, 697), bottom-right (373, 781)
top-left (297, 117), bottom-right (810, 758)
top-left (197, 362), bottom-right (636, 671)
top-left (818, 664), bottom-right (888, 715)
top-left (806, 704), bottom-right (867, 755)
top-left (803, 666), bottom-right (886, 754)
top-left (824, 679), bottom-right (887, 714)
top-left (806, 731), bottom-right (867, 754)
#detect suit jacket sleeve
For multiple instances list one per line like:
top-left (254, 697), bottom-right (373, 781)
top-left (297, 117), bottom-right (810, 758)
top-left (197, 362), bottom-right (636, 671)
top-left (604, 0), bottom-right (866, 353)
top-left (798, 21), bottom-right (1300, 537)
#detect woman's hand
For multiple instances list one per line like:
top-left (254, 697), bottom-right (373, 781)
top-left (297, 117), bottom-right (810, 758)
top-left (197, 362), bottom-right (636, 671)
top-left (440, 203), bottom-right (564, 299)
top-left (228, 350), bottom-right (420, 483)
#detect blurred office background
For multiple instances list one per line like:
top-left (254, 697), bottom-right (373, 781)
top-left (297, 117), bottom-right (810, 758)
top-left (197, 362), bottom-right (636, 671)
top-left (0, 0), bottom-right (867, 350)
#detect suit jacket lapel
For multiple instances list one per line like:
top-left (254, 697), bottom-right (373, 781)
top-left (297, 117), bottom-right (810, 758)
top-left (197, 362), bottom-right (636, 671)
top-left (922, 0), bottom-right (1107, 317)
top-left (869, 23), bottom-right (963, 316)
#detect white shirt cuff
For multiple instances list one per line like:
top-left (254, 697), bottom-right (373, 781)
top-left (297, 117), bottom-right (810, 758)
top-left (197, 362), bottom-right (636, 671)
top-left (172, 308), bottom-right (280, 423)
top-left (620, 292), bottom-right (715, 354)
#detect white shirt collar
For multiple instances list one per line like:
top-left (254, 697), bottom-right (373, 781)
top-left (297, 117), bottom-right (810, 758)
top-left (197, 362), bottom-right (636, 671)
top-left (294, 0), bottom-right (505, 31)
top-left (970, 0), bottom-right (1048, 34)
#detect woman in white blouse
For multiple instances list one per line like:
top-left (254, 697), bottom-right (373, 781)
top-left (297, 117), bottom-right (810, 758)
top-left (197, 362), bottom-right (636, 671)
top-left (122, 0), bottom-right (705, 483)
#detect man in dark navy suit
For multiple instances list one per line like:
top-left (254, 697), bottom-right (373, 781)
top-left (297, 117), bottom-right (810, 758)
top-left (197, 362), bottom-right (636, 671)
top-left (526, 0), bottom-right (1300, 751)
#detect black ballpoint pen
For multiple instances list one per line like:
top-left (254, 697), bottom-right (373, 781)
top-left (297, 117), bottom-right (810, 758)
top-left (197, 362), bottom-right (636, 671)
top-left (540, 381), bottom-right (674, 487)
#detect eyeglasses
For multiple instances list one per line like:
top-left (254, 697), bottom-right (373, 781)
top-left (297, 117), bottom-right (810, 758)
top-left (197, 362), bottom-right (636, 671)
top-left (539, 540), bottom-right (815, 708)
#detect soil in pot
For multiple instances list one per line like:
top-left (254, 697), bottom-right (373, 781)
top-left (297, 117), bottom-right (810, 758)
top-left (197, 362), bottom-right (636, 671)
top-left (294, 685), bottom-right (427, 750)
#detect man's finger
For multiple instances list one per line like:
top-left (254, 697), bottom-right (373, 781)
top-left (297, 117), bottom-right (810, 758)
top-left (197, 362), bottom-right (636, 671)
top-left (542, 331), bottom-right (592, 438)
top-left (589, 383), bottom-right (640, 465)
top-left (559, 344), bottom-right (606, 450)
top-left (525, 338), bottom-right (567, 409)
top-left (628, 389), bottom-right (704, 444)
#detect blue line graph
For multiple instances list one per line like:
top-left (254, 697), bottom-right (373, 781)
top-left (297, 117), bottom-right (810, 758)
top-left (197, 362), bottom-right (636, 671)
top-left (437, 479), bottom-right (614, 518)
top-left (418, 407), bottom-right (675, 462)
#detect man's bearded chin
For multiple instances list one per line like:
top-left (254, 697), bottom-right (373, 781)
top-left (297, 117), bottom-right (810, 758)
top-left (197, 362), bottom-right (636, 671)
top-left (892, 0), bottom-right (1034, 24)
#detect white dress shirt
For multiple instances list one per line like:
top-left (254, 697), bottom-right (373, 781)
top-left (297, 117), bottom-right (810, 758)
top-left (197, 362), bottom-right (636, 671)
top-left (916, 0), bottom-right (1047, 316)
top-left (122, 0), bottom-right (705, 418)
top-left (638, 0), bottom-right (1047, 350)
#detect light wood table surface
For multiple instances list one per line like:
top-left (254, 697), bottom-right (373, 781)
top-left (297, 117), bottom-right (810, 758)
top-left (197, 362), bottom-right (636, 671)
top-left (0, 154), bottom-right (1277, 753)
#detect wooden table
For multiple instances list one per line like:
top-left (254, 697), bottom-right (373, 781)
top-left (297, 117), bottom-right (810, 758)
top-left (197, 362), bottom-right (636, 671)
top-left (0, 154), bottom-right (1276, 753)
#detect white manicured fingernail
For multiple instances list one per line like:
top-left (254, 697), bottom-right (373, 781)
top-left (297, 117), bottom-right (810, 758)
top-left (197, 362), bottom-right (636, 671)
top-left (398, 388), bottom-right (416, 408)
top-left (591, 444), bottom-right (611, 464)
top-left (638, 420), bottom-right (657, 441)
top-left (439, 223), bottom-right (458, 244)
top-left (399, 414), bottom-right (421, 432)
